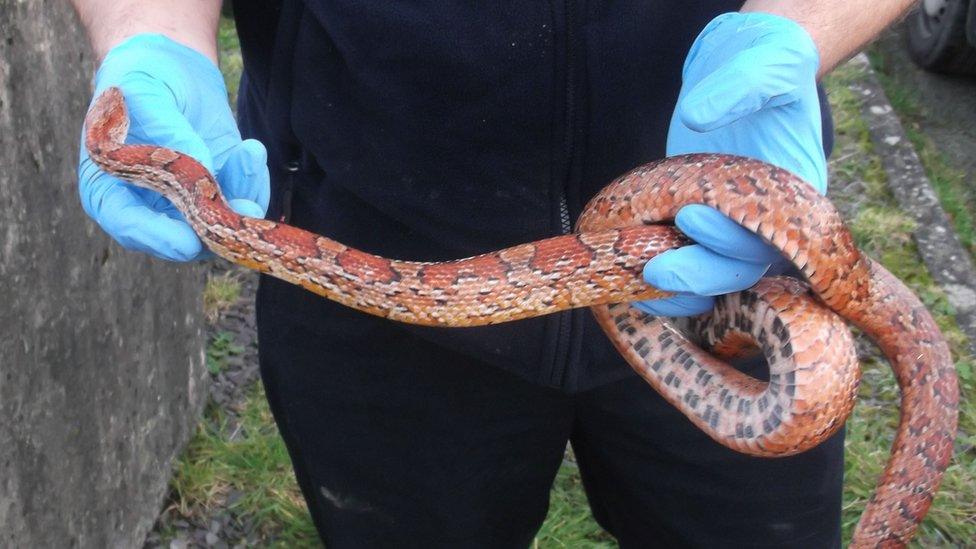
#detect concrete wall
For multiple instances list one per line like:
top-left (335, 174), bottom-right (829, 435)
top-left (0, 2), bottom-right (208, 547)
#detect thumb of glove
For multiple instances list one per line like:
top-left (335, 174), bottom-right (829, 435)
top-left (216, 138), bottom-right (271, 218)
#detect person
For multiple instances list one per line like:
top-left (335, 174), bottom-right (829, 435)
top-left (71, 1), bottom-right (914, 547)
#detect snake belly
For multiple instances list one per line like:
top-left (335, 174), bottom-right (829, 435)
top-left (85, 87), bottom-right (958, 547)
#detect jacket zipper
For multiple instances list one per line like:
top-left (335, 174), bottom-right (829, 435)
top-left (560, 0), bottom-right (578, 235)
top-left (548, 0), bottom-right (579, 388)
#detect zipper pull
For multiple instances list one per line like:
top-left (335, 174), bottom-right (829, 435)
top-left (279, 159), bottom-right (300, 223)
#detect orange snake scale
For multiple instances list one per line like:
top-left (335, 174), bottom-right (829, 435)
top-left (85, 87), bottom-right (958, 547)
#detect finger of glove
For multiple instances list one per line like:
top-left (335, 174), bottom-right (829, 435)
top-left (644, 244), bottom-right (768, 296)
top-left (633, 294), bottom-right (715, 317)
top-left (674, 205), bottom-right (782, 264)
top-left (678, 43), bottom-right (810, 133)
top-left (227, 199), bottom-right (267, 218)
top-left (217, 139), bottom-right (271, 215)
top-left (92, 181), bottom-right (204, 261)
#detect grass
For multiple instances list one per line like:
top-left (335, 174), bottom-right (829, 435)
top-left (867, 48), bottom-right (976, 257)
top-left (217, 16), bottom-right (243, 107)
top-left (203, 271), bottom-right (242, 324)
top-left (206, 331), bottom-right (244, 375)
top-left (154, 19), bottom-right (975, 547)
top-left (533, 464), bottom-right (616, 548)
top-left (167, 384), bottom-right (320, 547)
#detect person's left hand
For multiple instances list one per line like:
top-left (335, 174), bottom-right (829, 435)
top-left (636, 11), bottom-right (827, 317)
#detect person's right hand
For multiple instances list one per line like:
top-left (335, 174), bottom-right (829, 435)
top-left (78, 34), bottom-right (270, 261)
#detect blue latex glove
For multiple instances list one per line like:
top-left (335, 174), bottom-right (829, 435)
top-left (637, 12), bottom-right (826, 316)
top-left (78, 34), bottom-right (270, 261)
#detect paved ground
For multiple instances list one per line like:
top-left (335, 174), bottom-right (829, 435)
top-left (874, 25), bottom-right (976, 179)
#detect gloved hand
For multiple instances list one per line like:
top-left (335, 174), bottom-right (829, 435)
top-left (637, 12), bottom-right (827, 316)
top-left (78, 34), bottom-right (270, 261)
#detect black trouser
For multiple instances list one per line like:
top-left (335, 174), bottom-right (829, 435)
top-left (257, 277), bottom-right (844, 548)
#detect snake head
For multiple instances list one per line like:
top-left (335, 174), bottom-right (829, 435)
top-left (84, 87), bottom-right (130, 155)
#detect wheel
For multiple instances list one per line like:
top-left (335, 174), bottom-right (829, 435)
top-left (906, 0), bottom-right (976, 74)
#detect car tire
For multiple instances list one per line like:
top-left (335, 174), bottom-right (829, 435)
top-left (907, 0), bottom-right (976, 74)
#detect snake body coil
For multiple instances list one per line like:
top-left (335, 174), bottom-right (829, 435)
top-left (85, 87), bottom-right (958, 547)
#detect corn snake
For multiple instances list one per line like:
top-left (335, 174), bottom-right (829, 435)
top-left (85, 87), bottom-right (958, 547)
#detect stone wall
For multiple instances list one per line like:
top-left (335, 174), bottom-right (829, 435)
top-left (0, 2), bottom-right (207, 546)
